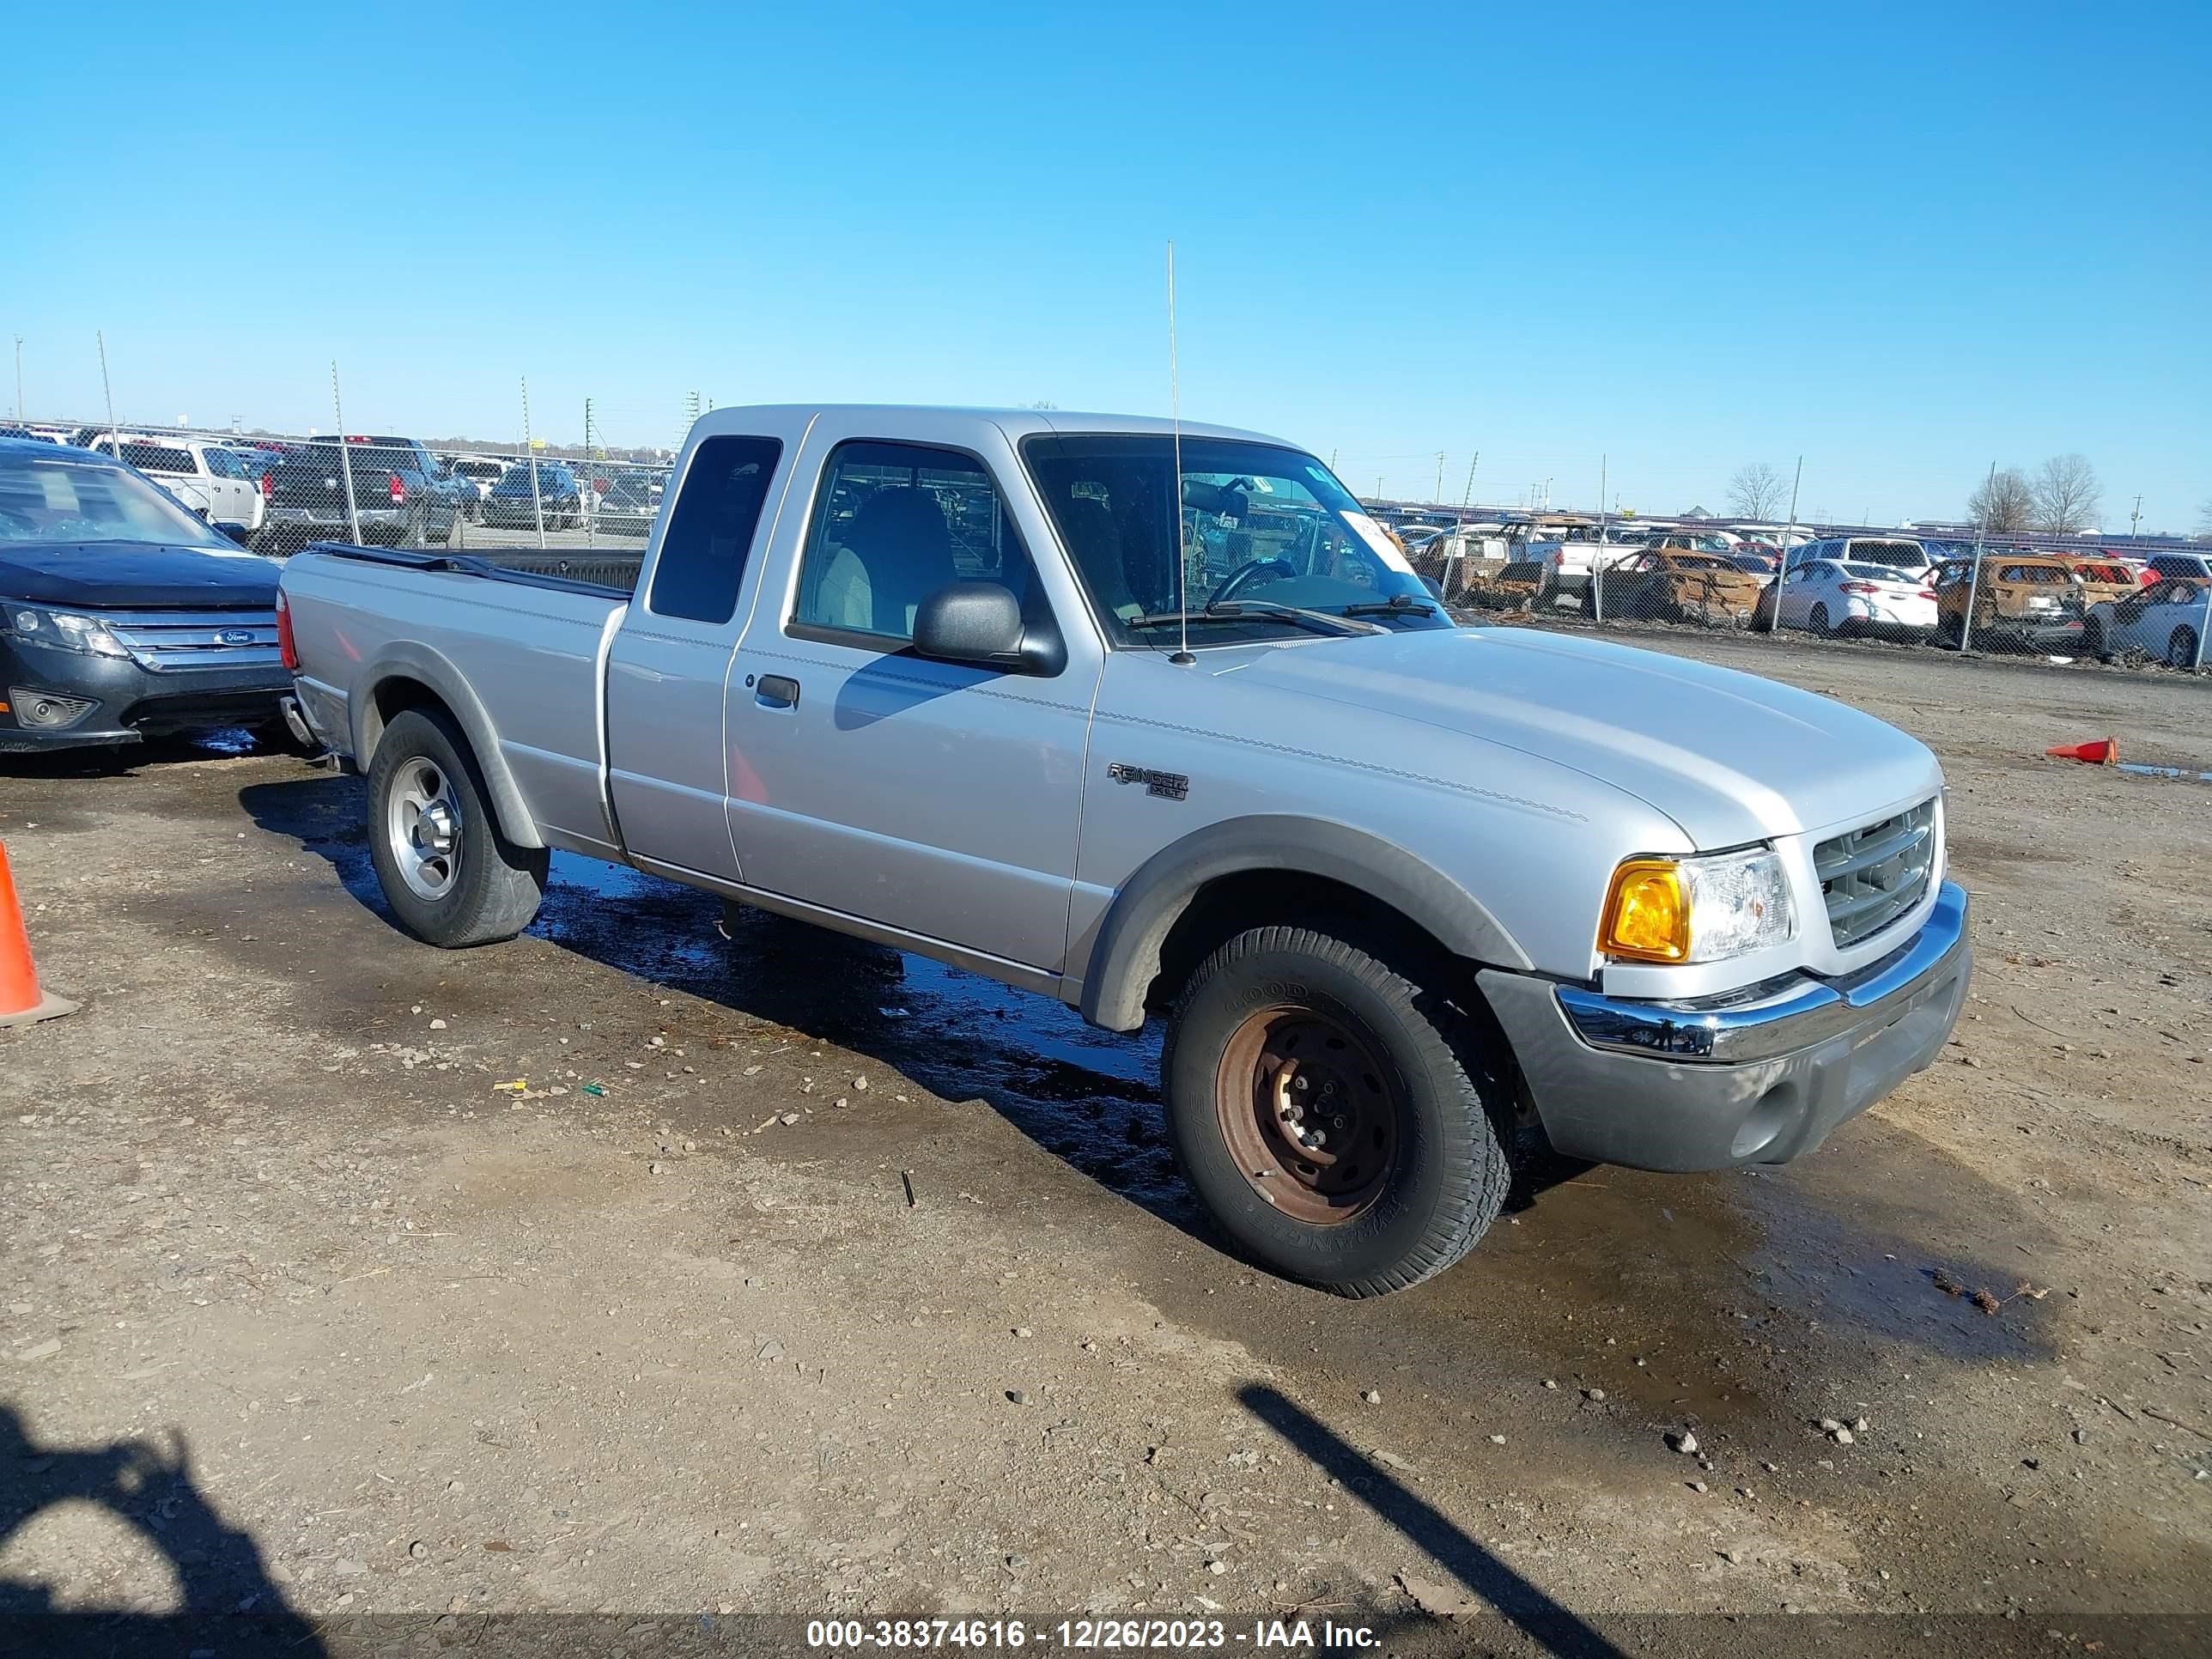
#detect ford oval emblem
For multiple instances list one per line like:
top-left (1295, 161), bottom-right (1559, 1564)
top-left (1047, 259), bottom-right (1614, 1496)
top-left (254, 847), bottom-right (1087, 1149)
top-left (217, 628), bottom-right (257, 646)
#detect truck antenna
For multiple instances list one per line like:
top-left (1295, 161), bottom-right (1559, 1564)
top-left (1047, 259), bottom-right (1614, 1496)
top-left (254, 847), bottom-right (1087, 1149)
top-left (1167, 241), bottom-right (1194, 666)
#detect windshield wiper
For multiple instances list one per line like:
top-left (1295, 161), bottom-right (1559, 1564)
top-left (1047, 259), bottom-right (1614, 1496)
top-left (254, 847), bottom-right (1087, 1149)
top-left (1337, 593), bottom-right (1437, 618)
top-left (1127, 601), bottom-right (1384, 638)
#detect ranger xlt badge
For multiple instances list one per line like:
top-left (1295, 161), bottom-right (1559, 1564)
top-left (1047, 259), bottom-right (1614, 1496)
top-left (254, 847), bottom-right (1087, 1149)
top-left (1107, 763), bottom-right (1188, 801)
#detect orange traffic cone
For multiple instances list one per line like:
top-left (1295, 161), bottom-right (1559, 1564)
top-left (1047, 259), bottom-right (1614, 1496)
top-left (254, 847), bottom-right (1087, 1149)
top-left (0, 840), bottom-right (77, 1029)
top-left (2045, 737), bottom-right (2118, 765)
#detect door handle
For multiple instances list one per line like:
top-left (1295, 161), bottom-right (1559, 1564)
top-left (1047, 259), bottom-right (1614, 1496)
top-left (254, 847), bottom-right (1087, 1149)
top-left (755, 675), bottom-right (800, 710)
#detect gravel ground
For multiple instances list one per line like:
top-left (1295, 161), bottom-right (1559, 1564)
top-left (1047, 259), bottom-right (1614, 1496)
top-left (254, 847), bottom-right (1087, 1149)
top-left (1, 639), bottom-right (2207, 1657)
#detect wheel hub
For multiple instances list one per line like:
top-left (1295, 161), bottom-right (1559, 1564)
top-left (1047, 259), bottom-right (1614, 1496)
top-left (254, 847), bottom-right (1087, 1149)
top-left (1217, 1009), bottom-right (1400, 1225)
top-left (414, 800), bottom-right (456, 857)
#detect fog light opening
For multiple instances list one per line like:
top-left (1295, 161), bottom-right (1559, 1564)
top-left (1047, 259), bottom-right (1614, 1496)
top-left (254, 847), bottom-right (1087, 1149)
top-left (1731, 1085), bottom-right (1796, 1161)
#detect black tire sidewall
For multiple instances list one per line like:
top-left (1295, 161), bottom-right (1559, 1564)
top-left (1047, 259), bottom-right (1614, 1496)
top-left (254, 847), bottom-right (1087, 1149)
top-left (366, 709), bottom-right (506, 945)
top-left (1165, 933), bottom-right (1498, 1291)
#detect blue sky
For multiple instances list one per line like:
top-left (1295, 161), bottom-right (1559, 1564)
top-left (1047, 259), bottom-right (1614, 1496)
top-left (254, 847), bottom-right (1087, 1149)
top-left (3, 1), bottom-right (2205, 527)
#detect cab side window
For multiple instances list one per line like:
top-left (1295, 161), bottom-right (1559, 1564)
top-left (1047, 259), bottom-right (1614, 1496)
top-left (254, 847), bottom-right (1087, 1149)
top-left (793, 441), bottom-right (1034, 644)
top-left (648, 436), bottom-right (783, 625)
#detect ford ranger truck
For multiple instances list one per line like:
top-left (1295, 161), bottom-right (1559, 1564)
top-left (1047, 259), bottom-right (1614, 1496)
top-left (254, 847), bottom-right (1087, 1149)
top-left (277, 405), bottom-right (1972, 1297)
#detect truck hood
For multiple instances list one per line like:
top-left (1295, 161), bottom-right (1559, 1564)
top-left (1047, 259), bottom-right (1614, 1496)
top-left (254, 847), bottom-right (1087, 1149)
top-left (1227, 625), bottom-right (1942, 848)
top-left (0, 541), bottom-right (279, 610)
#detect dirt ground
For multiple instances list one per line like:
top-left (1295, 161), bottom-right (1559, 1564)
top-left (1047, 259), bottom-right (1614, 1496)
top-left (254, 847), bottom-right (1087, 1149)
top-left (2, 635), bottom-right (2208, 1658)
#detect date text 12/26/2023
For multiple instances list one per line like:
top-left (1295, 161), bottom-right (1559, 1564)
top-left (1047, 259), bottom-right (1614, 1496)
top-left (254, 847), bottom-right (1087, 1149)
top-left (805, 1617), bottom-right (1381, 1650)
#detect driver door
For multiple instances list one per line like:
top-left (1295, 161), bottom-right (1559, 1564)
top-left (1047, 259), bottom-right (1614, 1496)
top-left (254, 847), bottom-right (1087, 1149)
top-left (725, 417), bottom-right (1104, 973)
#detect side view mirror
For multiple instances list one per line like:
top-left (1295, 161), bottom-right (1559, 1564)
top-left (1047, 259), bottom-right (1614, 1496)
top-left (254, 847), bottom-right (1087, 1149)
top-left (912, 581), bottom-right (1024, 666)
top-left (1419, 574), bottom-right (1445, 601)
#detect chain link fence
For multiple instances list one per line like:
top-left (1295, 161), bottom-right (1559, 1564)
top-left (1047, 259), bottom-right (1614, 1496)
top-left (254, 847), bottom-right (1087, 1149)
top-left (1410, 518), bottom-right (2211, 675)
top-left (15, 404), bottom-right (2211, 675)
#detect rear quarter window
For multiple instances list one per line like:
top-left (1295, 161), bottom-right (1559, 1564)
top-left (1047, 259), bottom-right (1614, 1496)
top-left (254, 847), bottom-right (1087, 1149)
top-left (647, 435), bottom-right (783, 624)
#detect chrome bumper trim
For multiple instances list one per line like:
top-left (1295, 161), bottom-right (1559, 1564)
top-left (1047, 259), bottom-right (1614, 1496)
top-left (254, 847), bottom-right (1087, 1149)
top-left (1558, 881), bottom-right (1970, 1064)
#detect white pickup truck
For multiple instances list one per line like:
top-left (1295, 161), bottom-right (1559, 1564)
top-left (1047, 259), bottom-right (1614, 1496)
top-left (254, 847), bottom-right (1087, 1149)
top-left (279, 404), bottom-right (1971, 1296)
top-left (82, 433), bottom-right (267, 543)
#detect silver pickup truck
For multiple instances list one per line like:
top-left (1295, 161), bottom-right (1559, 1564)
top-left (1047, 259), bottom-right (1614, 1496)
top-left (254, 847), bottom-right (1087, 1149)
top-left (278, 404), bottom-right (1971, 1297)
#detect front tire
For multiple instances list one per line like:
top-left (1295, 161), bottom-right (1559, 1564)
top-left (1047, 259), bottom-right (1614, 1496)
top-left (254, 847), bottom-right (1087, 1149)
top-left (1163, 925), bottom-right (1512, 1297)
top-left (2169, 627), bottom-right (2199, 670)
top-left (366, 708), bottom-right (548, 946)
top-left (1809, 602), bottom-right (1832, 636)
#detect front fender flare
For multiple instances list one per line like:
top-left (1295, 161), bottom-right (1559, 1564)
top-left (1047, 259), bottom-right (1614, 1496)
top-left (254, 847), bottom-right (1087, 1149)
top-left (353, 643), bottom-right (545, 850)
top-left (1076, 814), bottom-right (1532, 1032)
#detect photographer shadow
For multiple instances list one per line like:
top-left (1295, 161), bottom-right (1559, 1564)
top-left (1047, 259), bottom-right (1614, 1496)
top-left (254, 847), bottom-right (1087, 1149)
top-left (0, 1403), bottom-right (322, 1655)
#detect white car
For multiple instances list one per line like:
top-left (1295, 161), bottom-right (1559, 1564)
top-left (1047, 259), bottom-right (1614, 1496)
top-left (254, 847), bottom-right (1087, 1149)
top-left (1760, 558), bottom-right (1937, 637)
top-left (2083, 577), bottom-right (2211, 667)
top-left (82, 433), bottom-right (266, 541)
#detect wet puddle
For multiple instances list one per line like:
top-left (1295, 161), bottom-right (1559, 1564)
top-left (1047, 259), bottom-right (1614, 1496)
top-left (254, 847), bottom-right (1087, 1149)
top-left (532, 854), bottom-right (1181, 1206)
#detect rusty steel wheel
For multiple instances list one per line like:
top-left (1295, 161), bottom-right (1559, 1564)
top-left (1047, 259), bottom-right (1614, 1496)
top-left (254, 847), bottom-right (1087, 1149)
top-left (1215, 1008), bottom-right (1401, 1224)
top-left (1164, 924), bottom-right (1513, 1297)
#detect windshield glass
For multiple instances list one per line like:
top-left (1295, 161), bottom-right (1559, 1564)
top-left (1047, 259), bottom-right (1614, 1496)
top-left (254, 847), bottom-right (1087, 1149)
top-left (1024, 434), bottom-right (1443, 646)
top-left (0, 452), bottom-right (233, 549)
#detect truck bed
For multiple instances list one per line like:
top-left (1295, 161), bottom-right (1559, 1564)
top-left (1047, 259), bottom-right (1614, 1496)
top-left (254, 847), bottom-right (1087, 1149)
top-left (281, 544), bottom-right (629, 856)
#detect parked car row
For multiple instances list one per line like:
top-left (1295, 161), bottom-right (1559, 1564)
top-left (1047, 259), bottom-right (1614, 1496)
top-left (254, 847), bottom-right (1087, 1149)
top-left (1433, 522), bottom-right (2210, 663)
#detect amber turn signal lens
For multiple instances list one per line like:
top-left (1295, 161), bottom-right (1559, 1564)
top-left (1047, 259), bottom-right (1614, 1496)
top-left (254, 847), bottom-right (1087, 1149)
top-left (1599, 860), bottom-right (1689, 962)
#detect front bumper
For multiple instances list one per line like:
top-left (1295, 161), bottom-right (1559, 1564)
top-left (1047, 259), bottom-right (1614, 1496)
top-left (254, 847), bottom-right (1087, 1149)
top-left (1478, 880), bottom-right (1972, 1171)
top-left (0, 637), bottom-right (290, 752)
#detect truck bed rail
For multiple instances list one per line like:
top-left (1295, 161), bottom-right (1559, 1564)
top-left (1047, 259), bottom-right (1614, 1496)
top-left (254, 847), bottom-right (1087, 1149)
top-left (299, 542), bottom-right (637, 598)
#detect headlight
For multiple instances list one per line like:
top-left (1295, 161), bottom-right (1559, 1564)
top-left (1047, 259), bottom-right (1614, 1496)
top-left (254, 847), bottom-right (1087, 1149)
top-left (1600, 848), bottom-right (1795, 964)
top-left (6, 606), bottom-right (131, 659)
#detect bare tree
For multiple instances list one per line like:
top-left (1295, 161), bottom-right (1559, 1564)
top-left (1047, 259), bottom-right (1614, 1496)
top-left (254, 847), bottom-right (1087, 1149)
top-left (1728, 462), bottom-right (1790, 520)
top-left (2197, 496), bottom-right (2212, 536)
top-left (2032, 453), bottom-right (2101, 535)
top-left (1967, 466), bottom-right (2035, 534)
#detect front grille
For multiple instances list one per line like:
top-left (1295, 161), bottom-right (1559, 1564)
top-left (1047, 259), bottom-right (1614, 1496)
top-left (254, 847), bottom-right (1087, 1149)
top-left (96, 610), bottom-right (282, 673)
top-left (1815, 798), bottom-right (1936, 948)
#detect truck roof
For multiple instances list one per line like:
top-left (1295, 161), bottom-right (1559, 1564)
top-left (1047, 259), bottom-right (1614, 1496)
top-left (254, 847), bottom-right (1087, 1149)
top-left (688, 404), bottom-right (1292, 449)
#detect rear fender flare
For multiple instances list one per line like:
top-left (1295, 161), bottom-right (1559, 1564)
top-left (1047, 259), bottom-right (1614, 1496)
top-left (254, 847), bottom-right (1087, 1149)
top-left (354, 643), bottom-right (545, 850)
top-left (1078, 814), bottom-right (1532, 1032)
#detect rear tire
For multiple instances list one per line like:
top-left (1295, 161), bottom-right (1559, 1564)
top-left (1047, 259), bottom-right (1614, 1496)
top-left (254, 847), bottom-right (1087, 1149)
top-left (1162, 925), bottom-right (1513, 1297)
top-left (2170, 627), bottom-right (2200, 670)
top-left (366, 707), bottom-right (547, 947)
top-left (1809, 602), bottom-right (1832, 636)
top-left (2082, 617), bottom-right (2108, 662)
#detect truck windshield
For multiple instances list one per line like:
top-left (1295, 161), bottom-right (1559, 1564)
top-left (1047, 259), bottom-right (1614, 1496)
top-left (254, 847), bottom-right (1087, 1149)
top-left (1024, 434), bottom-right (1447, 647)
top-left (0, 452), bottom-right (233, 549)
